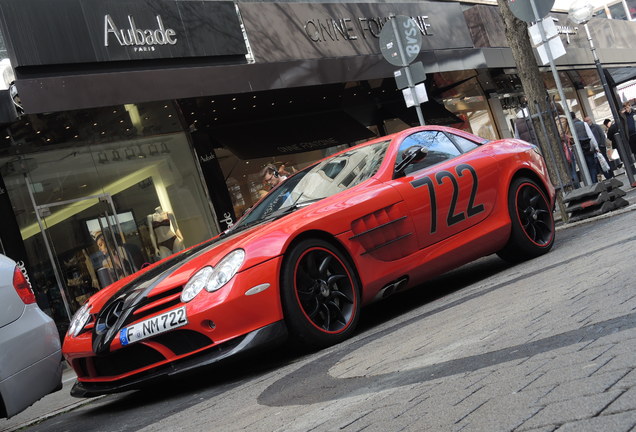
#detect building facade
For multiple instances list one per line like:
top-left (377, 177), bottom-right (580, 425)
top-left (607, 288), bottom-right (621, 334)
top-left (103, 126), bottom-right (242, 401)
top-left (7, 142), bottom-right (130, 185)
top-left (1, 0), bottom-right (635, 333)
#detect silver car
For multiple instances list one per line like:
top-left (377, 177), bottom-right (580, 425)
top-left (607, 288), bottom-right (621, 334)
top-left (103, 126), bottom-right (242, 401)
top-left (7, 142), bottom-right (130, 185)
top-left (0, 253), bottom-right (62, 418)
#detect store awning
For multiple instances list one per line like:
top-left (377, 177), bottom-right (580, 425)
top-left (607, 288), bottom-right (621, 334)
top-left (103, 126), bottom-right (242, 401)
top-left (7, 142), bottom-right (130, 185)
top-left (607, 67), bottom-right (636, 86)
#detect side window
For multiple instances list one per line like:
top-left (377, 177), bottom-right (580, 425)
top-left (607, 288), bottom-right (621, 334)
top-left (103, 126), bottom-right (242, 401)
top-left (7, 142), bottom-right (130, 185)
top-left (396, 131), bottom-right (461, 176)
top-left (450, 134), bottom-right (480, 152)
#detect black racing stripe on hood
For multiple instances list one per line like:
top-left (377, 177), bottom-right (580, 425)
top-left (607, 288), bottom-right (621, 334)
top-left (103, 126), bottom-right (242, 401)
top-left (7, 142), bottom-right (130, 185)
top-left (91, 234), bottom-right (229, 354)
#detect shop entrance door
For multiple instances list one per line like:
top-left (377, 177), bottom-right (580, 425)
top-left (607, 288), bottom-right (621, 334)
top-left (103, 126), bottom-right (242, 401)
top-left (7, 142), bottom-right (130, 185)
top-left (26, 182), bottom-right (135, 320)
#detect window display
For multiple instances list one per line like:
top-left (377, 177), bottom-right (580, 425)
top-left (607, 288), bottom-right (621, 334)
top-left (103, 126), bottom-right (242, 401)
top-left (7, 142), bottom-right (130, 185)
top-left (0, 101), bottom-right (217, 333)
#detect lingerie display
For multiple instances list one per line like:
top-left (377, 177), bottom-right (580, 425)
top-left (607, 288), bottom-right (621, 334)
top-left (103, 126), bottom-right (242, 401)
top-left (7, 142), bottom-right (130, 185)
top-left (148, 206), bottom-right (185, 259)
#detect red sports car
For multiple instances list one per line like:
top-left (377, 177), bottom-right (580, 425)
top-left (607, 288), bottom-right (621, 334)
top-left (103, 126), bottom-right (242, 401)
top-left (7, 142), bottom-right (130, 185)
top-left (62, 126), bottom-right (555, 397)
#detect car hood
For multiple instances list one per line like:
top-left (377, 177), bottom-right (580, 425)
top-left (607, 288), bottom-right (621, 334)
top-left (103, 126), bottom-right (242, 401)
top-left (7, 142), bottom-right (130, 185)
top-left (85, 203), bottom-right (325, 313)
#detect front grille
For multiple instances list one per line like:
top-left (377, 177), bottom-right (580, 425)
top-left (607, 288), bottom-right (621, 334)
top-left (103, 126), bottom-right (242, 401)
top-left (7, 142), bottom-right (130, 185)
top-left (92, 343), bottom-right (165, 377)
top-left (153, 330), bottom-right (213, 355)
top-left (81, 329), bottom-right (214, 378)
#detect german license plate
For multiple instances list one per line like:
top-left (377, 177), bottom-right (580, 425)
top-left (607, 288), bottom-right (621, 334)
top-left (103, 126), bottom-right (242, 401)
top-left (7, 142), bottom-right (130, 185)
top-left (119, 306), bottom-right (187, 346)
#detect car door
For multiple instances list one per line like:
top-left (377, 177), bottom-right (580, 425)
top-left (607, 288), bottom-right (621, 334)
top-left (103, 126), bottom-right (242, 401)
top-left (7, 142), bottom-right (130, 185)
top-left (389, 130), bottom-right (500, 250)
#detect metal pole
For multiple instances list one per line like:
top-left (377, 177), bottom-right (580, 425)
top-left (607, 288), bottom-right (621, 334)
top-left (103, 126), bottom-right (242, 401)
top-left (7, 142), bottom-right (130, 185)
top-left (531, 1), bottom-right (592, 185)
top-left (583, 22), bottom-right (636, 187)
top-left (390, 18), bottom-right (425, 126)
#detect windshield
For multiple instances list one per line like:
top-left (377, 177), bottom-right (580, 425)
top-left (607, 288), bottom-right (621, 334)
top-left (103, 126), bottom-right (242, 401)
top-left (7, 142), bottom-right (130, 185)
top-left (231, 140), bottom-right (391, 231)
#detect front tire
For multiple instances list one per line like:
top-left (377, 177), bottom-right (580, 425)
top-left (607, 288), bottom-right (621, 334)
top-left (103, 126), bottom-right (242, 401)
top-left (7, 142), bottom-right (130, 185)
top-left (281, 238), bottom-right (360, 349)
top-left (497, 177), bottom-right (555, 263)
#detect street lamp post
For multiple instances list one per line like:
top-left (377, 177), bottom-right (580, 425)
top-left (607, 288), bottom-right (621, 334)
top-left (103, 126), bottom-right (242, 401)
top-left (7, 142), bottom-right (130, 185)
top-left (568, 0), bottom-right (636, 187)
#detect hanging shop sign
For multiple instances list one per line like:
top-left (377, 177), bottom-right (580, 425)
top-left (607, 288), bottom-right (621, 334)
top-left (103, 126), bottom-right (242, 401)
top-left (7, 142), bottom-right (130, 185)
top-left (0, 0), bottom-right (247, 67)
top-left (239, 2), bottom-right (473, 62)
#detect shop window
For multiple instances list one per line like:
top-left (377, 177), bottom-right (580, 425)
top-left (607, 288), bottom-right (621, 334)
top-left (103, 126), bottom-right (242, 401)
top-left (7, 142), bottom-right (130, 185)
top-left (0, 101), bottom-right (217, 330)
top-left (435, 74), bottom-right (497, 139)
top-left (215, 144), bottom-right (349, 219)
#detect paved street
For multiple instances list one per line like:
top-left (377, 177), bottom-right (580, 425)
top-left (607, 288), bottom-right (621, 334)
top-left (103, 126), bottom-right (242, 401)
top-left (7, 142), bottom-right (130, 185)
top-left (3, 194), bottom-right (636, 432)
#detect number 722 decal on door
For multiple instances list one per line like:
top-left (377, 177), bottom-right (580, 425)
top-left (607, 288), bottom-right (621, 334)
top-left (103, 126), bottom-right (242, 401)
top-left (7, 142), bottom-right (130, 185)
top-left (410, 164), bottom-right (485, 234)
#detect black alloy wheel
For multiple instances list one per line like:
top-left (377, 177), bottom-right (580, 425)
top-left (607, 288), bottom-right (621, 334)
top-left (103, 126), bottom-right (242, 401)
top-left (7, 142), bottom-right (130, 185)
top-left (515, 181), bottom-right (553, 246)
top-left (497, 177), bottom-right (555, 263)
top-left (282, 238), bottom-right (360, 348)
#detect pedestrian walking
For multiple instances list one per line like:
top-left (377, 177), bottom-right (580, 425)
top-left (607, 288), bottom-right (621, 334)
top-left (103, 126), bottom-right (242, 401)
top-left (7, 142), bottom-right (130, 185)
top-left (554, 104), bottom-right (579, 186)
top-left (586, 117), bottom-right (613, 179)
top-left (571, 112), bottom-right (600, 183)
top-left (621, 101), bottom-right (636, 157)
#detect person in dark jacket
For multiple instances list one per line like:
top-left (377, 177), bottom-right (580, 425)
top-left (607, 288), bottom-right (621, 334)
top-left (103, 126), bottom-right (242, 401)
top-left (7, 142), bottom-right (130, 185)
top-left (571, 112), bottom-right (600, 183)
top-left (514, 108), bottom-right (538, 145)
top-left (621, 101), bottom-right (636, 157)
top-left (585, 117), bottom-right (613, 179)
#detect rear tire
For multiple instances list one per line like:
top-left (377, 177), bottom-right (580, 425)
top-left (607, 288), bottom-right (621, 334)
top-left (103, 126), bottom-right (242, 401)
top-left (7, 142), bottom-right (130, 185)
top-left (497, 177), bottom-right (555, 263)
top-left (281, 238), bottom-right (360, 349)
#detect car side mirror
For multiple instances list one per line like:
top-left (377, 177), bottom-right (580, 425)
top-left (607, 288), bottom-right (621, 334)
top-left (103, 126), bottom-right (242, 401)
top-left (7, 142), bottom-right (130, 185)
top-left (395, 145), bottom-right (428, 176)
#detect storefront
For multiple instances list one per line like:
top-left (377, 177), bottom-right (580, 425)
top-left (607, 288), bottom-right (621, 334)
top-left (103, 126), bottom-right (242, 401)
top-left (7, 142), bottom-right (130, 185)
top-left (1, 0), bottom-right (636, 334)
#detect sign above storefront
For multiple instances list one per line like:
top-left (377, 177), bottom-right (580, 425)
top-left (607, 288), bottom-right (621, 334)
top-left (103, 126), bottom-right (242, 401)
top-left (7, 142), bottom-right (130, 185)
top-left (239, 2), bottom-right (473, 63)
top-left (0, 0), bottom-right (247, 67)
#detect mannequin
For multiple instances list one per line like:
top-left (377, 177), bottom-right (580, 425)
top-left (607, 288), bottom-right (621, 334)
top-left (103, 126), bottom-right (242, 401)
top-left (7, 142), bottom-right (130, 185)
top-left (147, 206), bottom-right (184, 259)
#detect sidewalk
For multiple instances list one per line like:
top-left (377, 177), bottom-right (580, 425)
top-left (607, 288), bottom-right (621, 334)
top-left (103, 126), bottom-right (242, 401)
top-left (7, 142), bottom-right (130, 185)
top-left (2, 172), bottom-right (636, 432)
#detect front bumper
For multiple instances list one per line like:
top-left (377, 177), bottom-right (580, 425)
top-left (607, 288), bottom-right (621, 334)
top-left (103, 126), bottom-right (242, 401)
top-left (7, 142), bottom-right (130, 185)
top-left (70, 320), bottom-right (287, 397)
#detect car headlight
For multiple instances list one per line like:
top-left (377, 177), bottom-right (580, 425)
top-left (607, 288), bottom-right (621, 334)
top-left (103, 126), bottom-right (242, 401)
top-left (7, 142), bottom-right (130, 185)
top-left (181, 266), bottom-right (213, 302)
top-left (181, 249), bottom-right (245, 302)
top-left (68, 303), bottom-right (92, 337)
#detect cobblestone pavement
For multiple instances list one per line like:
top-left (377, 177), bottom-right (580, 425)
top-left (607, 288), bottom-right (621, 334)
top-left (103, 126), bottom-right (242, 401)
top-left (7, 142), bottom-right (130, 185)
top-left (4, 203), bottom-right (636, 432)
top-left (137, 208), bottom-right (636, 432)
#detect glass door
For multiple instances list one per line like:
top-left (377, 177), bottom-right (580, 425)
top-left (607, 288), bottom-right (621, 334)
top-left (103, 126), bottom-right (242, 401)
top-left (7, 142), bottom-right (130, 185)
top-left (26, 179), bottom-right (137, 319)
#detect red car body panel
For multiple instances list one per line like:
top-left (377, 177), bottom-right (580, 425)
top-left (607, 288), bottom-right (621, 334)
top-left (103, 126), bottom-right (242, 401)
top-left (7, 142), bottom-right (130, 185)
top-left (62, 126), bottom-right (555, 396)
